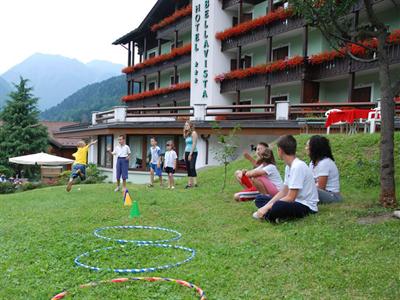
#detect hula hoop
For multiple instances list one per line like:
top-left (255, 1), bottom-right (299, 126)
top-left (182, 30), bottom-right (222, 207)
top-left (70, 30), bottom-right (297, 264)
top-left (51, 276), bottom-right (206, 300)
top-left (74, 244), bottom-right (195, 273)
top-left (93, 225), bottom-right (182, 244)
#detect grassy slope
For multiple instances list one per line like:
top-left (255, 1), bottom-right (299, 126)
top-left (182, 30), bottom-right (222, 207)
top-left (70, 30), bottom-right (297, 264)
top-left (0, 133), bottom-right (399, 299)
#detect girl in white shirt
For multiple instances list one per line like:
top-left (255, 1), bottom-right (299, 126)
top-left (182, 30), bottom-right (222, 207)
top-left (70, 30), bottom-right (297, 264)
top-left (234, 148), bottom-right (283, 201)
top-left (306, 135), bottom-right (343, 204)
top-left (164, 140), bottom-right (178, 189)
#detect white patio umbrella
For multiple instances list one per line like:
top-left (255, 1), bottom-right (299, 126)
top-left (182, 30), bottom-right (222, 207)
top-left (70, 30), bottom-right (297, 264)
top-left (9, 152), bottom-right (74, 166)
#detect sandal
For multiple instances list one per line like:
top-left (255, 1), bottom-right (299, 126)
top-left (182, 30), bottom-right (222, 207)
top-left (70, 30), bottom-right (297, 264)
top-left (184, 184), bottom-right (192, 189)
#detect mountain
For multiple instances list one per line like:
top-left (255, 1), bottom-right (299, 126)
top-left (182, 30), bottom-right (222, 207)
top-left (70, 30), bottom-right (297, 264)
top-left (40, 75), bottom-right (126, 122)
top-left (0, 77), bottom-right (11, 108)
top-left (1, 53), bottom-right (123, 110)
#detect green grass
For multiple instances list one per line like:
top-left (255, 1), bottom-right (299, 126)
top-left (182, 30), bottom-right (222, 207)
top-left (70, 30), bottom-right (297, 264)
top-left (1, 133), bottom-right (400, 299)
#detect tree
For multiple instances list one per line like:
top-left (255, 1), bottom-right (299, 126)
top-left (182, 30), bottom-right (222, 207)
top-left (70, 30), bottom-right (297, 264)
top-left (0, 78), bottom-right (48, 176)
top-left (213, 123), bottom-right (241, 192)
top-left (291, 0), bottom-right (398, 208)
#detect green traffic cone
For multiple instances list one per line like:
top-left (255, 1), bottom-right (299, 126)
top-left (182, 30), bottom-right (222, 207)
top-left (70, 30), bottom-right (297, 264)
top-left (129, 200), bottom-right (140, 218)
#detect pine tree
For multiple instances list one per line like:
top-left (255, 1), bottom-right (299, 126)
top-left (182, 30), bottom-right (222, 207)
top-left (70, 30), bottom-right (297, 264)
top-left (0, 78), bottom-right (48, 174)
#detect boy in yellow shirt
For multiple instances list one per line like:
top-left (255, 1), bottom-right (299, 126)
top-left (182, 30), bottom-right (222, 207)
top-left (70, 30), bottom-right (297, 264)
top-left (66, 139), bottom-right (97, 192)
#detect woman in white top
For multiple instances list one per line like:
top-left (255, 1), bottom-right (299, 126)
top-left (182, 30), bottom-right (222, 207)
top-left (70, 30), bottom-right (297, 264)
top-left (306, 135), bottom-right (343, 204)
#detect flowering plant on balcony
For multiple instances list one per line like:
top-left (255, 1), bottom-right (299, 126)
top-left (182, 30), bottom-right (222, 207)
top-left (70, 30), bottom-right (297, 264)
top-left (309, 30), bottom-right (400, 64)
top-left (215, 7), bottom-right (294, 41)
top-left (122, 82), bottom-right (190, 102)
top-left (122, 44), bottom-right (191, 74)
top-left (151, 4), bottom-right (192, 32)
top-left (215, 56), bottom-right (304, 82)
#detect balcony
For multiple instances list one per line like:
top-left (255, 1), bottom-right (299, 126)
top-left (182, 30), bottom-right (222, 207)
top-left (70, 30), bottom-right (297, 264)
top-left (220, 64), bottom-right (304, 93)
top-left (221, 16), bottom-right (305, 51)
top-left (127, 54), bottom-right (190, 80)
top-left (222, 0), bottom-right (265, 10)
top-left (156, 15), bottom-right (192, 40)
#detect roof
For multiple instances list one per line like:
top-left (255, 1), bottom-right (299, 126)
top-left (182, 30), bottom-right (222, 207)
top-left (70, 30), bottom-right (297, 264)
top-left (41, 121), bottom-right (82, 148)
top-left (112, 0), bottom-right (177, 45)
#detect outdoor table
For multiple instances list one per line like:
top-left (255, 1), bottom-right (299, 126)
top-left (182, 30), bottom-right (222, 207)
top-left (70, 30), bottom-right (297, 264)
top-left (325, 109), bottom-right (374, 134)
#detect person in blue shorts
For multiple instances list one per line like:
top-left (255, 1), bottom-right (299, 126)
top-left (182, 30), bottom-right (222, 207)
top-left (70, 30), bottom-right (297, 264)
top-left (148, 137), bottom-right (163, 187)
top-left (108, 135), bottom-right (131, 192)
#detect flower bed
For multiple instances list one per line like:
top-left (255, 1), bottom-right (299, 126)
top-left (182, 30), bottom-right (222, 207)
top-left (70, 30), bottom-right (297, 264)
top-left (151, 4), bottom-right (192, 32)
top-left (122, 44), bottom-right (191, 74)
top-left (215, 7), bottom-right (294, 41)
top-left (215, 56), bottom-right (304, 83)
top-left (122, 82), bottom-right (190, 102)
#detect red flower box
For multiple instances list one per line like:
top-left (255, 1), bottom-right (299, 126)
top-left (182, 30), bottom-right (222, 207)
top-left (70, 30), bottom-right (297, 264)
top-left (122, 82), bottom-right (190, 102)
top-left (215, 7), bottom-right (294, 41)
top-left (122, 44), bottom-right (191, 74)
top-left (151, 5), bottom-right (192, 32)
top-left (215, 56), bottom-right (304, 82)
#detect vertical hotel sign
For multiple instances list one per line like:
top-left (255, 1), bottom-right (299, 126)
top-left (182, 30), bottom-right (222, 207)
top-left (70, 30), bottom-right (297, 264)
top-left (192, 0), bottom-right (210, 101)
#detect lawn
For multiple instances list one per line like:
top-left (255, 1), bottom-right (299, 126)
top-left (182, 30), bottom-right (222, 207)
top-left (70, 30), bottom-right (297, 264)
top-left (0, 133), bottom-right (399, 299)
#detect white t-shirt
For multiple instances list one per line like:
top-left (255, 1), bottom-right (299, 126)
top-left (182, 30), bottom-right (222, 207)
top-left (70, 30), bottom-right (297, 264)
top-left (309, 158), bottom-right (340, 193)
top-left (284, 158), bottom-right (319, 212)
top-left (256, 164), bottom-right (283, 191)
top-left (112, 144), bottom-right (131, 158)
top-left (150, 146), bottom-right (161, 164)
top-left (164, 150), bottom-right (177, 168)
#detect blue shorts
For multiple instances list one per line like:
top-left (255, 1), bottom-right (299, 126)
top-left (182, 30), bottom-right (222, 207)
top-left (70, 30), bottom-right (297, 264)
top-left (150, 163), bottom-right (162, 176)
top-left (71, 164), bottom-right (86, 179)
top-left (116, 157), bottom-right (129, 180)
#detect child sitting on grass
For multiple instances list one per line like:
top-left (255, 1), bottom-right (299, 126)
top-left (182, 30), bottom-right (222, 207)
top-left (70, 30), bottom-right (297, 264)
top-left (66, 139), bottom-right (97, 192)
top-left (234, 147), bottom-right (282, 201)
top-left (164, 140), bottom-right (178, 189)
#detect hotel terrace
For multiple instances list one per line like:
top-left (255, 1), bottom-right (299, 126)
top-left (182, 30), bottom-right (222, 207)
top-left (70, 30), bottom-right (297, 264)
top-left (56, 0), bottom-right (400, 182)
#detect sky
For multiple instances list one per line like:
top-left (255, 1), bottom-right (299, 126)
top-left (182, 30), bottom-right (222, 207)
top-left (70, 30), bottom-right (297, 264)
top-left (0, 0), bottom-right (158, 74)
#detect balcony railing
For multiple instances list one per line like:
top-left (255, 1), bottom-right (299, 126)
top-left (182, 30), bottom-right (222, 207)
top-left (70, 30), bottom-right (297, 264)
top-left (222, 0), bottom-right (265, 9)
top-left (206, 104), bottom-right (275, 119)
top-left (221, 16), bottom-right (304, 51)
top-left (220, 65), bottom-right (304, 93)
top-left (127, 54), bottom-right (191, 80)
top-left (308, 57), bottom-right (350, 80)
top-left (289, 102), bottom-right (376, 118)
top-left (156, 15), bottom-right (192, 40)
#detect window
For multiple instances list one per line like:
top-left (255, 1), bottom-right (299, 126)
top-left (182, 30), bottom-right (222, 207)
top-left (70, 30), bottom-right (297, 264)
top-left (242, 13), bottom-right (252, 23)
top-left (272, 46), bottom-right (289, 61)
top-left (241, 55), bottom-right (252, 68)
top-left (170, 74), bottom-right (180, 85)
top-left (148, 52), bottom-right (156, 58)
top-left (273, 0), bottom-right (289, 10)
top-left (148, 81), bottom-right (156, 91)
top-left (239, 99), bottom-right (252, 112)
top-left (127, 136), bottom-right (144, 169)
top-left (98, 135), bottom-right (113, 168)
top-left (352, 85), bottom-right (372, 102)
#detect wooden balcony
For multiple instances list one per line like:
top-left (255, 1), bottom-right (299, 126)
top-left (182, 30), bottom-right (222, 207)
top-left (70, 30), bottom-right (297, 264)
top-left (125, 89), bottom-right (190, 107)
top-left (206, 104), bottom-right (275, 119)
top-left (222, 0), bottom-right (265, 9)
top-left (221, 16), bottom-right (305, 51)
top-left (126, 54), bottom-right (191, 80)
top-left (220, 65), bottom-right (304, 93)
top-left (351, 44), bottom-right (400, 72)
top-left (156, 15), bottom-right (192, 40)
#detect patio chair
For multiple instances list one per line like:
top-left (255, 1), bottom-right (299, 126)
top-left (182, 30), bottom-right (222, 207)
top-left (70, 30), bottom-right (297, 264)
top-left (325, 109), bottom-right (344, 134)
top-left (364, 108), bottom-right (381, 134)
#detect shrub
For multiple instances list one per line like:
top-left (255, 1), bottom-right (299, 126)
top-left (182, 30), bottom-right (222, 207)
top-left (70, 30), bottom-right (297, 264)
top-left (0, 182), bottom-right (16, 194)
top-left (83, 163), bottom-right (107, 184)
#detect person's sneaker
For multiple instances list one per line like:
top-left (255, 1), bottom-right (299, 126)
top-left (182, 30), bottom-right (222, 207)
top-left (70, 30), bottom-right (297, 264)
top-left (184, 184), bottom-right (192, 189)
top-left (147, 184), bottom-right (153, 188)
top-left (114, 186), bottom-right (120, 192)
top-left (171, 186), bottom-right (175, 190)
top-left (252, 211), bottom-right (263, 220)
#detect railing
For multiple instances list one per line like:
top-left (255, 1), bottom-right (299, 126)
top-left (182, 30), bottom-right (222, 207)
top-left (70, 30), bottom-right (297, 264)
top-left (95, 109), bottom-right (115, 122)
top-left (222, 16), bottom-right (304, 51)
top-left (309, 57), bottom-right (350, 80)
top-left (206, 104), bottom-right (275, 119)
top-left (290, 102), bottom-right (376, 117)
top-left (156, 15), bottom-right (192, 40)
top-left (126, 106), bottom-right (193, 118)
top-left (220, 65), bottom-right (304, 93)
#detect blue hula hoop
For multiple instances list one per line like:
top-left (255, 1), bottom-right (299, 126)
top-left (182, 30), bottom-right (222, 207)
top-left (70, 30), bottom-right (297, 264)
top-left (93, 225), bottom-right (182, 244)
top-left (74, 243), bottom-right (195, 273)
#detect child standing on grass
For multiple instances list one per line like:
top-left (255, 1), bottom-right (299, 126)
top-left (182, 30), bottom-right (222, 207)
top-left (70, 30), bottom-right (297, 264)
top-left (234, 147), bottom-right (282, 201)
top-left (108, 135), bottom-right (131, 192)
top-left (148, 137), bottom-right (163, 187)
top-left (66, 139), bottom-right (97, 192)
top-left (164, 140), bottom-right (178, 189)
